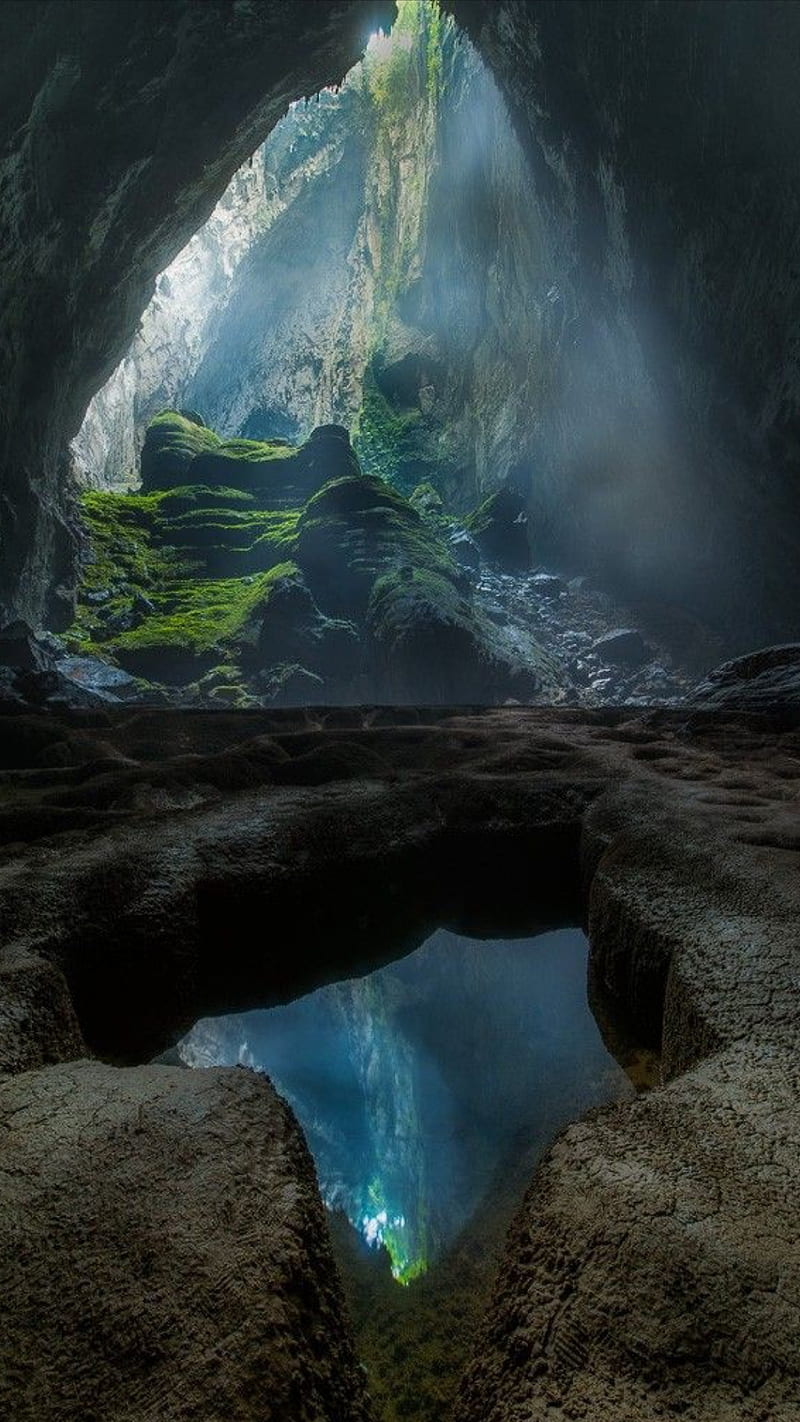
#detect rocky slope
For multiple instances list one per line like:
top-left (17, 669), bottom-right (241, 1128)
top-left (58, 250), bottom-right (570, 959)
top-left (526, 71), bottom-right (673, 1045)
top-left (61, 406), bottom-right (714, 709)
top-left (64, 411), bottom-right (547, 705)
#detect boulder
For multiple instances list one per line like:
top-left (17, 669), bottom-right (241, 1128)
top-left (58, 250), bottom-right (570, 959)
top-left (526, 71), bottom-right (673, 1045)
top-left (688, 643), bottom-right (800, 711)
top-left (531, 572), bottom-right (567, 598)
top-left (295, 473), bottom-right (460, 621)
top-left (139, 410), bottom-right (221, 491)
top-left (465, 488), bottom-right (530, 571)
top-left (591, 627), bottom-right (650, 666)
top-left (255, 567), bottom-right (361, 683)
top-left (449, 530), bottom-right (482, 570)
top-left (258, 662), bottom-right (327, 706)
top-left (0, 620), bottom-right (52, 673)
top-left (367, 568), bottom-right (539, 704)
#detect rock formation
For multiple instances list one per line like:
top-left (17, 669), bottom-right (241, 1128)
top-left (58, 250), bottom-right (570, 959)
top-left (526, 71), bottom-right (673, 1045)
top-left (74, 1), bottom-right (553, 522)
top-left (0, 704), bottom-right (798, 1418)
top-left (0, 0), bottom-right (393, 631)
top-left (0, 1062), bottom-right (372, 1422)
top-left (65, 411), bottom-right (542, 705)
top-left (448, 0), bottom-right (800, 646)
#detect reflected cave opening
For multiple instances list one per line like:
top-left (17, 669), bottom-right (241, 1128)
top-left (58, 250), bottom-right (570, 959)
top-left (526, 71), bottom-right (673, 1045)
top-left (177, 924), bottom-right (656, 1419)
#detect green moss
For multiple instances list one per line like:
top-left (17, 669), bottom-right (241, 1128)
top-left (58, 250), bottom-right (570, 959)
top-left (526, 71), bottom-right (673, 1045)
top-left (157, 485), bottom-right (257, 515)
top-left (295, 472), bottom-right (461, 620)
top-left (409, 481), bottom-right (443, 516)
top-left (107, 562), bottom-right (298, 659)
top-left (140, 411), bottom-right (221, 491)
top-left (201, 438), bottom-right (295, 464)
top-left (354, 367), bottom-right (426, 493)
top-left (368, 565), bottom-right (469, 638)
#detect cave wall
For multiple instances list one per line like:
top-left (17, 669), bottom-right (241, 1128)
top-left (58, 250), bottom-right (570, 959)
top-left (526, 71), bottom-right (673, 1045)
top-left (448, 0), bottom-right (800, 644)
top-left (0, 0), bottom-right (394, 630)
top-left (5, 0), bottom-right (800, 645)
top-left (71, 157), bottom-right (275, 488)
top-left (75, 2), bottom-right (555, 514)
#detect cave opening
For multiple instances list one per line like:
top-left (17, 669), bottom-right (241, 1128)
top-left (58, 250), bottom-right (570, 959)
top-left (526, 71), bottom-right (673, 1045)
top-left (174, 922), bottom-right (656, 1420)
top-left (53, 0), bottom-right (717, 716)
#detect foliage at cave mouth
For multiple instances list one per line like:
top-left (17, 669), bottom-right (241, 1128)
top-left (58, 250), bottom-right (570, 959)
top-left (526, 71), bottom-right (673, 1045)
top-left (72, 0), bottom-right (549, 518)
top-left (65, 408), bottom-right (556, 707)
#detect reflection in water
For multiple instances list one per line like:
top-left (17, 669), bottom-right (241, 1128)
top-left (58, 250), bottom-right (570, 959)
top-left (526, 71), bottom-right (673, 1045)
top-left (180, 927), bottom-right (629, 1283)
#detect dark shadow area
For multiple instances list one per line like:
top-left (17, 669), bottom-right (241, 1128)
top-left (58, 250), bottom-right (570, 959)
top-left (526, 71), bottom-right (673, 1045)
top-left (64, 813), bottom-right (584, 1065)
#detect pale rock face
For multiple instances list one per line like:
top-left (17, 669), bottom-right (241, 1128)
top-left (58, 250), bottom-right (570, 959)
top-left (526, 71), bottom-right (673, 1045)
top-left (72, 158), bottom-right (272, 485)
top-left (72, 2), bottom-right (556, 512)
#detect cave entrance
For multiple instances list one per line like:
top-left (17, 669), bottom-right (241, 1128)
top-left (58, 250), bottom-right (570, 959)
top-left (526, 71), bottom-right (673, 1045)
top-left (176, 923), bottom-right (652, 1421)
top-left (55, 0), bottom-right (709, 714)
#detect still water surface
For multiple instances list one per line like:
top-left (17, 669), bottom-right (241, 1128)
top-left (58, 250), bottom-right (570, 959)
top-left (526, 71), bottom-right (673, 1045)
top-left (180, 926), bottom-right (630, 1283)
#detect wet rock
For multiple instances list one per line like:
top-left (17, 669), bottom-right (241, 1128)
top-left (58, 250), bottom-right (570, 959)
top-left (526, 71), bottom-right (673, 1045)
top-left (0, 621), bottom-right (52, 673)
top-left (591, 627), bottom-right (650, 666)
top-left (258, 662), bottom-right (327, 706)
top-left (688, 643), bottom-right (800, 711)
top-left (531, 572), bottom-right (567, 598)
top-left (56, 655), bottom-right (143, 702)
top-left (14, 668), bottom-right (113, 710)
top-left (449, 530), bottom-right (482, 570)
top-left (465, 488), bottom-right (530, 571)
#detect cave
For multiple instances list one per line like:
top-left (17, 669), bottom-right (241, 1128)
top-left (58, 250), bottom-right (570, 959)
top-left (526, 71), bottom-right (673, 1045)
top-left (1, 3), bottom-right (800, 1422)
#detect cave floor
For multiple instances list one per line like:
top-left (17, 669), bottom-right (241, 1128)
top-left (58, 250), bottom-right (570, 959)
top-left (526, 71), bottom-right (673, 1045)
top-left (0, 703), bottom-right (798, 1420)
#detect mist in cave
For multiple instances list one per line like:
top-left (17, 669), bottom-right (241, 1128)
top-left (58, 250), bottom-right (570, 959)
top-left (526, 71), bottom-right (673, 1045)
top-left (56, 0), bottom-right (723, 714)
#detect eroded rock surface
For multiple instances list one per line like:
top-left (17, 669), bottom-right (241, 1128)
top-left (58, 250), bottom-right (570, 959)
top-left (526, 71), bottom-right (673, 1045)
top-left (456, 1042), bottom-right (800, 1422)
top-left (0, 704), bottom-right (798, 1419)
top-left (0, 1061), bottom-right (372, 1422)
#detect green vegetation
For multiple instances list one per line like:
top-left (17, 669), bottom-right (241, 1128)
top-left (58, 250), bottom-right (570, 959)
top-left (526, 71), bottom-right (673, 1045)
top-left (295, 470), bottom-right (462, 622)
top-left (354, 365), bottom-right (434, 495)
top-left (360, 1), bottom-right (447, 327)
top-left (139, 410), bottom-right (220, 490)
top-left (70, 408), bottom-right (535, 705)
top-left (107, 563), bottom-right (295, 661)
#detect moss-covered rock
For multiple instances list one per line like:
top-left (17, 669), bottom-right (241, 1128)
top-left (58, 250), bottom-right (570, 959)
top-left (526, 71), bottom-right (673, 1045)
top-left (354, 360), bottom-right (455, 498)
top-left (255, 566), bottom-right (361, 683)
top-left (367, 567), bottom-right (538, 703)
top-left (295, 472), bottom-right (462, 621)
top-left (409, 482), bottom-right (444, 518)
top-left (142, 412), bottom-right (360, 505)
top-left (71, 411), bottom-right (546, 706)
top-left (102, 563), bottom-right (298, 683)
top-left (465, 487), bottom-right (530, 571)
top-left (140, 411), bottom-right (221, 491)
